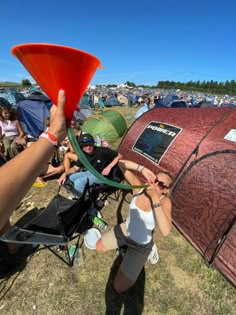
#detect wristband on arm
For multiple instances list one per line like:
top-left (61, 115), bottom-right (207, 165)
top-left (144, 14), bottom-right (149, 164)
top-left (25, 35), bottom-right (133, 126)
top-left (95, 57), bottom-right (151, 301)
top-left (39, 132), bottom-right (58, 146)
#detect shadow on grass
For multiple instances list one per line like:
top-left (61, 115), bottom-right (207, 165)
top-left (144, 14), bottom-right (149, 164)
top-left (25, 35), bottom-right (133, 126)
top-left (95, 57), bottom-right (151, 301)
top-left (105, 255), bottom-right (145, 315)
top-left (0, 208), bottom-right (40, 279)
top-left (104, 190), bottom-right (145, 314)
top-left (0, 241), bottom-right (37, 280)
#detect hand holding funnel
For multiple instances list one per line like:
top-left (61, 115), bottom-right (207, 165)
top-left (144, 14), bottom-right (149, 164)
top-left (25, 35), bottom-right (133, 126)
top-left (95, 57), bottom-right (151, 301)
top-left (11, 43), bottom-right (103, 119)
top-left (11, 43), bottom-right (147, 190)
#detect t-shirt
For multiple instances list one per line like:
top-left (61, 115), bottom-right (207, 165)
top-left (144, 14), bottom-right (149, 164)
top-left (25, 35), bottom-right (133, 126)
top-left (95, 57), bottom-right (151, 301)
top-left (76, 147), bottom-right (123, 181)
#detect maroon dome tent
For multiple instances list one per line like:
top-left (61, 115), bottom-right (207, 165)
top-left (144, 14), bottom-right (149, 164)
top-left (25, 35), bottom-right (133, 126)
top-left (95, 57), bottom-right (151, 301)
top-left (118, 107), bottom-right (236, 286)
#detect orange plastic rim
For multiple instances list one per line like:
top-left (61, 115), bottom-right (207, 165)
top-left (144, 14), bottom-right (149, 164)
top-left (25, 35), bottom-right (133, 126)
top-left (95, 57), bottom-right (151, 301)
top-left (12, 43), bottom-right (103, 119)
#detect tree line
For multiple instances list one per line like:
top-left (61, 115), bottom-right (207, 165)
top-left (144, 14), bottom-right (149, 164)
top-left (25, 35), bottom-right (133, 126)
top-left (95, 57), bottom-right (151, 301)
top-left (122, 80), bottom-right (236, 95)
top-left (1, 79), bottom-right (236, 96)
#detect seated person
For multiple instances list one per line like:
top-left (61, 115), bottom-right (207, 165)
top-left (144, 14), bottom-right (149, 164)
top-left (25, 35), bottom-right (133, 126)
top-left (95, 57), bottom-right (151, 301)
top-left (0, 106), bottom-right (26, 160)
top-left (33, 148), bottom-right (65, 187)
top-left (57, 133), bottom-right (123, 195)
top-left (61, 126), bottom-right (81, 173)
top-left (33, 117), bottom-right (81, 187)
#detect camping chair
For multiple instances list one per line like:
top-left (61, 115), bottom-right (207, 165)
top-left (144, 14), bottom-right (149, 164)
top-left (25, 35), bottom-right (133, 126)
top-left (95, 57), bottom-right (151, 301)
top-left (63, 166), bottom-right (126, 207)
top-left (0, 181), bottom-right (95, 266)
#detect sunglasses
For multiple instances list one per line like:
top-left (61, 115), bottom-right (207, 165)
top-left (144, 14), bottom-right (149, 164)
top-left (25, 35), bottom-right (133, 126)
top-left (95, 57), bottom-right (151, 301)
top-left (80, 138), bottom-right (94, 144)
top-left (155, 177), bottom-right (169, 190)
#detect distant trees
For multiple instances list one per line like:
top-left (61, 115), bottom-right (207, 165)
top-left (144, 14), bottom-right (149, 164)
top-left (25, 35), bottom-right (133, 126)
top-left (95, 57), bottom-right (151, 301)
top-left (156, 80), bottom-right (236, 95)
top-left (21, 78), bottom-right (31, 88)
top-left (107, 80), bottom-right (236, 95)
top-left (1, 78), bottom-right (236, 96)
top-left (125, 81), bottom-right (136, 88)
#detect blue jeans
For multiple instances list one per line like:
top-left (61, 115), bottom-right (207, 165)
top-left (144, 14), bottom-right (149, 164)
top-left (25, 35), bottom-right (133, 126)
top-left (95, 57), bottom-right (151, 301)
top-left (69, 171), bottom-right (103, 193)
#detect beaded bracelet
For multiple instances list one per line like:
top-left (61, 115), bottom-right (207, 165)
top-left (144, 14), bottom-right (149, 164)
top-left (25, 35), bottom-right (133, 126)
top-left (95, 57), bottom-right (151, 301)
top-left (39, 131), bottom-right (58, 146)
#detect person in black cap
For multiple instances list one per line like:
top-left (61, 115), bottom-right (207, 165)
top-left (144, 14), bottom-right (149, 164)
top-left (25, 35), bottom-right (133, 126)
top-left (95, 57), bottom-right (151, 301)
top-left (57, 133), bottom-right (123, 194)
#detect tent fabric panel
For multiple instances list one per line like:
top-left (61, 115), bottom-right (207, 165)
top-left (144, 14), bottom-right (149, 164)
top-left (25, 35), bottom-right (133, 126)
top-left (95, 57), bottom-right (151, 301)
top-left (197, 109), bottom-right (236, 156)
top-left (17, 99), bottom-right (50, 138)
top-left (213, 222), bottom-right (236, 286)
top-left (119, 108), bottom-right (232, 177)
top-left (172, 152), bottom-right (236, 261)
top-left (100, 109), bottom-right (127, 137)
top-left (82, 115), bottom-right (119, 142)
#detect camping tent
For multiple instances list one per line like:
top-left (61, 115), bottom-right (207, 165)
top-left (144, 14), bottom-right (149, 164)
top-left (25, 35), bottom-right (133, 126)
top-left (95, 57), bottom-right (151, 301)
top-left (74, 95), bottom-right (94, 123)
top-left (154, 94), bottom-right (179, 107)
top-left (82, 109), bottom-right (127, 142)
top-left (0, 88), bottom-right (25, 107)
top-left (117, 94), bottom-right (129, 106)
top-left (118, 107), bottom-right (236, 286)
top-left (104, 96), bottom-right (121, 107)
top-left (17, 92), bottom-right (53, 138)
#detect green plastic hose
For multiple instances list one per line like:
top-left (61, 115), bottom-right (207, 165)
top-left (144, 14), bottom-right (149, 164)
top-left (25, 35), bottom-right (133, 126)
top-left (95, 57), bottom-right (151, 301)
top-left (68, 128), bottom-right (148, 190)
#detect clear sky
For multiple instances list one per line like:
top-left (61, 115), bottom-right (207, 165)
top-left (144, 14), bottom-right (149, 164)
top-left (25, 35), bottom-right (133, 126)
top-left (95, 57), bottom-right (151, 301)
top-left (1, 0), bottom-right (236, 86)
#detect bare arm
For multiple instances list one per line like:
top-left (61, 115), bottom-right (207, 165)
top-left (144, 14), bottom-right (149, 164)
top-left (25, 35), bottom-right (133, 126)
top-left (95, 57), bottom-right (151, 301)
top-left (118, 159), bottom-right (155, 194)
top-left (15, 120), bottom-right (25, 139)
top-left (146, 183), bottom-right (172, 236)
top-left (101, 153), bottom-right (123, 176)
top-left (0, 90), bottom-right (67, 230)
top-left (57, 164), bottom-right (80, 185)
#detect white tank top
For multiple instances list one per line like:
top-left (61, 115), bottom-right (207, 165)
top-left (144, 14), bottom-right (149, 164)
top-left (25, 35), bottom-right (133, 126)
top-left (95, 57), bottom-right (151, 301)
top-left (125, 193), bottom-right (164, 245)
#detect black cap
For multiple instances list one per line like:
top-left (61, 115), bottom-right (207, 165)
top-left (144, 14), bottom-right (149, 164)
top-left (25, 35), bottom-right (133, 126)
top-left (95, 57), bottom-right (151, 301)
top-left (78, 133), bottom-right (95, 146)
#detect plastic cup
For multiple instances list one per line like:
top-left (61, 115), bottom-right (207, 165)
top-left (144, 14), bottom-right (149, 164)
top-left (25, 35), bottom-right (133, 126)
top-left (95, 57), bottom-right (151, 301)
top-left (11, 43), bottom-right (103, 119)
top-left (84, 228), bottom-right (101, 250)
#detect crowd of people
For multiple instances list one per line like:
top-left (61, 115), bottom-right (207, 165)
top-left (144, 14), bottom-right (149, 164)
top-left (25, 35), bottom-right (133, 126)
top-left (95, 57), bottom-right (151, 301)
top-left (0, 89), bottom-right (173, 294)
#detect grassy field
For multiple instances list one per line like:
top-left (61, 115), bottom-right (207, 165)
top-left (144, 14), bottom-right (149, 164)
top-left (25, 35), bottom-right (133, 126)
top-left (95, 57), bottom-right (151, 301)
top-left (0, 105), bottom-right (235, 315)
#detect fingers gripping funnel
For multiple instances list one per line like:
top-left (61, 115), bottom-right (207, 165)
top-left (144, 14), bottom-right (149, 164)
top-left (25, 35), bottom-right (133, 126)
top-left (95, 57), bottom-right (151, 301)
top-left (11, 43), bottom-right (103, 119)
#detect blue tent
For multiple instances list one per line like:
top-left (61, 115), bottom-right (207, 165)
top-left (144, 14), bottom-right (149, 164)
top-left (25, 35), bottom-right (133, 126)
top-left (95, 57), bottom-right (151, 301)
top-left (104, 96), bottom-right (121, 107)
top-left (154, 94), bottom-right (179, 107)
top-left (0, 97), bottom-right (11, 108)
top-left (17, 92), bottom-right (52, 138)
top-left (0, 88), bottom-right (25, 107)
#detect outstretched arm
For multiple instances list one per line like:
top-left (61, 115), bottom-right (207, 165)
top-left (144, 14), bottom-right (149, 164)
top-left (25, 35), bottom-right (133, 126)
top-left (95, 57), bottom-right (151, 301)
top-left (0, 90), bottom-right (67, 230)
top-left (101, 153), bottom-right (123, 176)
top-left (118, 159), bottom-right (155, 194)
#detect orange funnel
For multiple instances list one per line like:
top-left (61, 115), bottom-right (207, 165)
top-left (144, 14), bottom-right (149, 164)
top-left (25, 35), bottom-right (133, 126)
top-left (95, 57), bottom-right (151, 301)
top-left (11, 43), bottom-right (103, 119)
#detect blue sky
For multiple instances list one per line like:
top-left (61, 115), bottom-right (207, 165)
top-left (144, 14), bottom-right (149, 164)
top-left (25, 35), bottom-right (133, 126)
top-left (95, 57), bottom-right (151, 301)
top-left (1, 0), bottom-right (236, 86)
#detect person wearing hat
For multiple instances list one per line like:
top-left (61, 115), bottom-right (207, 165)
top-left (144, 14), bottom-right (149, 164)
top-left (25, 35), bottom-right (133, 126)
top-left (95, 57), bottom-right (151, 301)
top-left (57, 133), bottom-right (123, 194)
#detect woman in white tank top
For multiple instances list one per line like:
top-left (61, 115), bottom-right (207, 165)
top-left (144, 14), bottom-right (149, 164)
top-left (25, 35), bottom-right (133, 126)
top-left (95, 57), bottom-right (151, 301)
top-left (96, 159), bottom-right (173, 294)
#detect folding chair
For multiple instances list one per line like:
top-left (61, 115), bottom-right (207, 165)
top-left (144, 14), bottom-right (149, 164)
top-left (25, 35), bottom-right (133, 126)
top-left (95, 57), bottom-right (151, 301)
top-left (0, 181), bottom-right (94, 266)
top-left (63, 165), bottom-right (126, 206)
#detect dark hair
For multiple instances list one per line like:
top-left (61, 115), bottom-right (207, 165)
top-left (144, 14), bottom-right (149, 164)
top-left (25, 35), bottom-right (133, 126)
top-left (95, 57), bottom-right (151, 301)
top-left (0, 106), bottom-right (17, 121)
